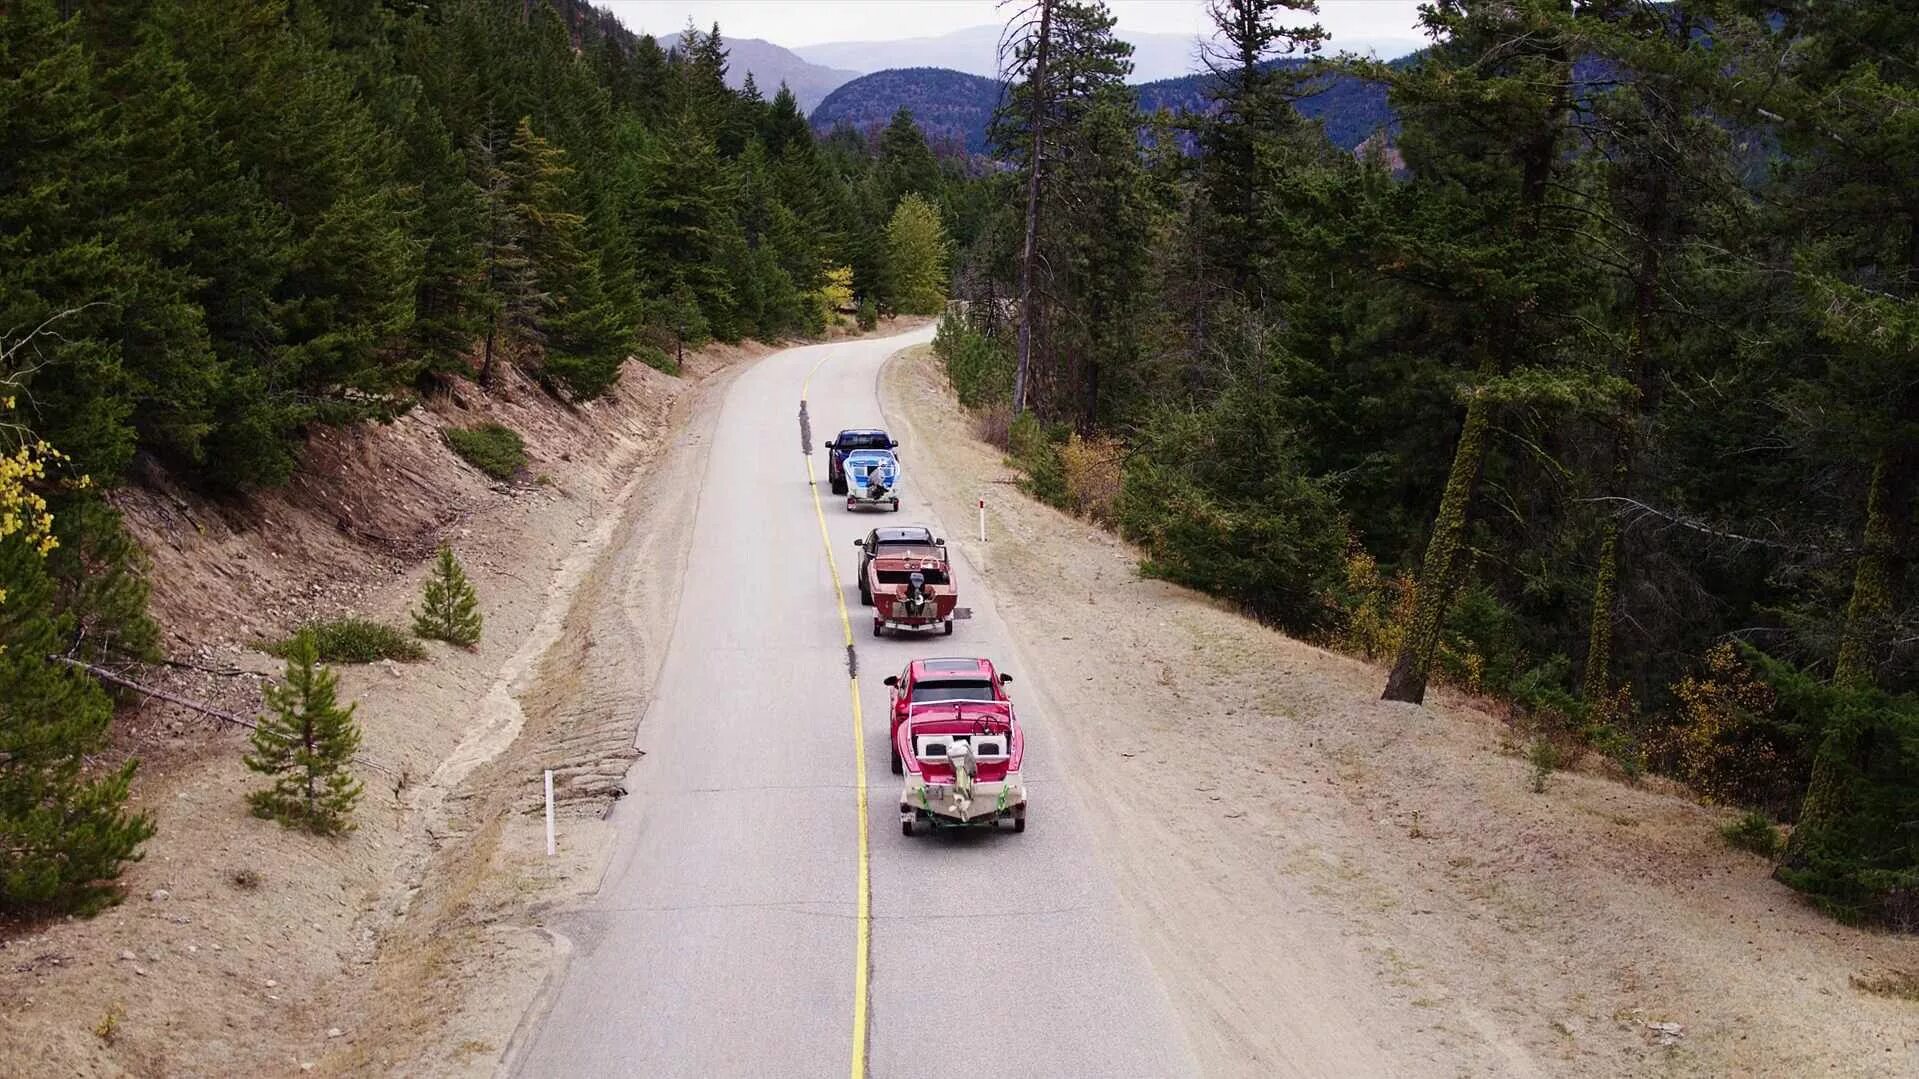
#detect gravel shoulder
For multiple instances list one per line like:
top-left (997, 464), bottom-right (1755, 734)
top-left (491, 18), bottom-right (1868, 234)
top-left (881, 343), bottom-right (1919, 1078)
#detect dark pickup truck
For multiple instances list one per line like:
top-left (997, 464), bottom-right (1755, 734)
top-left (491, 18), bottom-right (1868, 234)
top-left (824, 428), bottom-right (898, 494)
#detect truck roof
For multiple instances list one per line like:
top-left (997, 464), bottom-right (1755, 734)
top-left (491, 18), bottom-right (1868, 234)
top-left (910, 657), bottom-right (996, 678)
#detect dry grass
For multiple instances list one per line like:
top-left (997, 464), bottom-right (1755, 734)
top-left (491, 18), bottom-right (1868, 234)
top-left (1851, 970), bottom-right (1919, 1001)
top-left (972, 400), bottom-right (1013, 449)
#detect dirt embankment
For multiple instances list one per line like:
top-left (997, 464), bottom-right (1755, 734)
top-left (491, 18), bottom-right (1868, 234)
top-left (0, 336), bottom-right (776, 1076)
top-left (881, 344), bottom-right (1919, 1078)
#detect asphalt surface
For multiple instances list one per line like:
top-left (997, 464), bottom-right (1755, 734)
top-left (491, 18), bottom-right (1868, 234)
top-left (514, 327), bottom-right (1196, 1078)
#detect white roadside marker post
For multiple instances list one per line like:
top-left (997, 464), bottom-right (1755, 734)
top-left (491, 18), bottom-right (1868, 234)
top-left (978, 497), bottom-right (986, 543)
top-left (544, 769), bottom-right (556, 857)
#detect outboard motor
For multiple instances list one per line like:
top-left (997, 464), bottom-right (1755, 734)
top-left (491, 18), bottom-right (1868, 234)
top-left (864, 463), bottom-right (890, 501)
top-left (904, 570), bottom-right (929, 616)
top-left (948, 737), bottom-right (976, 814)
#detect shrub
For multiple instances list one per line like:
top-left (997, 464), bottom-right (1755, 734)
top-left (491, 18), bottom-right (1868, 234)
top-left (1720, 811), bottom-right (1782, 858)
top-left (1527, 735), bottom-right (1568, 793)
top-left (1113, 400), bottom-right (1346, 635)
top-left (1437, 584), bottom-right (1533, 697)
top-left (1662, 644), bottom-right (1796, 810)
top-left (246, 635), bottom-right (363, 836)
top-left (1058, 433), bottom-right (1125, 524)
top-left (268, 618), bottom-right (424, 663)
top-left (856, 296), bottom-right (878, 331)
top-left (972, 400), bottom-right (1013, 449)
top-left (444, 423), bottom-right (526, 480)
top-left (933, 314), bottom-right (1014, 407)
top-left (1333, 548), bottom-right (1415, 661)
top-left (815, 266), bottom-right (855, 328)
top-left (1007, 413), bottom-right (1068, 506)
top-left (412, 546), bottom-right (483, 647)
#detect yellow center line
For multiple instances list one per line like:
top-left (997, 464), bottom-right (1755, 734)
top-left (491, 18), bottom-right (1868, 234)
top-left (802, 351), bottom-right (872, 1079)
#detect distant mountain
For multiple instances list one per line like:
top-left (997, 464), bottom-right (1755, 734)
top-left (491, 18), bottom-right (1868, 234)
top-left (809, 61), bottom-right (1397, 157)
top-left (810, 68), bottom-right (1006, 154)
top-left (796, 24), bottom-right (1207, 83)
top-left (796, 24), bottom-right (1425, 84)
top-left (658, 32), bottom-right (857, 113)
top-left (1135, 60), bottom-right (1399, 153)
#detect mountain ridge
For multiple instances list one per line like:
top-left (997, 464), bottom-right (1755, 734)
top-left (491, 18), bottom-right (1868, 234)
top-left (793, 23), bottom-right (1426, 83)
top-left (810, 60), bottom-right (1398, 155)
top-left (657, 31), bottom-right (858, 112)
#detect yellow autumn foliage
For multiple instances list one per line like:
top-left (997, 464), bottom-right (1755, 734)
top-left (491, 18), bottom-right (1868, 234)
top-left (0, 398), bottom-right (78, 607)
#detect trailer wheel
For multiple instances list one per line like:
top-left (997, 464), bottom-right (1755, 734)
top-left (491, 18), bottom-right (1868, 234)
top-left (901, 818), bottom-right (914, 837)
top-left (942, 618), bottom-right (954, 636)
top-left (890, 747), bottom-right (902, 775)
top-left (1012, 806), bottom-right (1027, 834)
top-left (889, 499), bottom-right (900, 512)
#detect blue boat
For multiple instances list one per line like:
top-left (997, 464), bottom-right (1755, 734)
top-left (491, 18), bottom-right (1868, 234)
top-left (842, 449), bottom-right (900, 512)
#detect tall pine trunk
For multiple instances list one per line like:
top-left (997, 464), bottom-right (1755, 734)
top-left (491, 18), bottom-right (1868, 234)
top-left (1782, 224), bottom-right (1918, 876)
top-left (1584, 169), bottom-right (1669, 700)
top-left (1383, 356), bottom-right (1495, 703)
top-left (1383, 39), bottom-right (1571, 706)
top-left (479, 321), bottom-right (499, 388)
top-left (1012, 0), bottom-right (1054, 416)
top-left (1832, 444), bottom-right (1915, 687)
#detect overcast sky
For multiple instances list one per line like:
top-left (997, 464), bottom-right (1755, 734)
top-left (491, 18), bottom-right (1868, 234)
top-left (601, 1), bottom-right (1429, 51)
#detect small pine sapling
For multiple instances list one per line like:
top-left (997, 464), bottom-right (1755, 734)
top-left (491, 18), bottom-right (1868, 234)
top-left (246, 635), bottom-right (364, 835)
top-left (412, 546), bottom-right (483, 647)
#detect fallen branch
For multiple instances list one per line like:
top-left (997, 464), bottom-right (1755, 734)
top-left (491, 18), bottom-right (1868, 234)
top-left (53, 655), bottom-right (397, 779)
top-left (1580, 496), bottom-right (1844, 556)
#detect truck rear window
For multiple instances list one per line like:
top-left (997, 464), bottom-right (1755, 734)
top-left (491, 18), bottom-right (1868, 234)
top-left (911, 679), bottom-right (993, 703)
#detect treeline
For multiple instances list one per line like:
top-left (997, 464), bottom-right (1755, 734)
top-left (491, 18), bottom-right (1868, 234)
top-left (6, 0), bottom-right (977, 491)
top-left (0, 0), bottom-right (978, 913)
top-left (942, 0), bottom-right (1918, 925)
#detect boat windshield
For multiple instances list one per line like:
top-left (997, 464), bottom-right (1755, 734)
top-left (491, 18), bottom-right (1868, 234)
top-left (910, 679), bottom-right (995, 703)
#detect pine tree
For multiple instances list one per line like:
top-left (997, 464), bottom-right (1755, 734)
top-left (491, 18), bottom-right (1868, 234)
top-left (629, 112), bottom-right (735, 338)
top-left (1375, 0), bottom-right (1580, 705)
top-left (886, 194), bottom-right (950, 317)
top-left (469, 121), bottom-right (540, 387)
top-left (1570, 3), bottom-right (1732, 701)
top-left (995, 0), bottom-right (1134, 414)
top-left (874, 108), bottom-right (944, 214)
top-left (412, 545), bottom-right (483, 647)
top-left (1197, 0), bottom-right (1326, 296)
top-left (246, 634), bottom-right (363, 836)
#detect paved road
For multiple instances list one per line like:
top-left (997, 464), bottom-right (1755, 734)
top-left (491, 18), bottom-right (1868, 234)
top-left (514, 327), bottom-right (1196, 1077)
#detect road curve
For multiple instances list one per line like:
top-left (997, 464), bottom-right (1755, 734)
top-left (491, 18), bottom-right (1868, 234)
top-left (513, 327), bottom-right (1196, 1078)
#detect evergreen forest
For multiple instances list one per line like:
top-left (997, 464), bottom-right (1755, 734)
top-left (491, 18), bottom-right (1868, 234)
top-left (938, 0), bottom-right (1919, 925)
